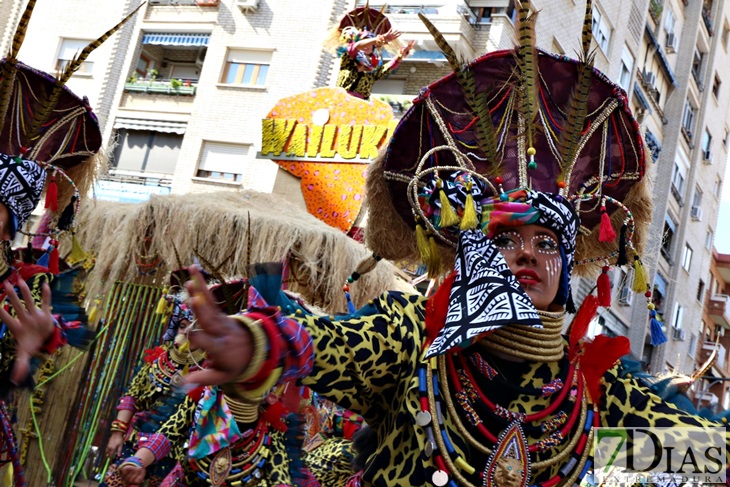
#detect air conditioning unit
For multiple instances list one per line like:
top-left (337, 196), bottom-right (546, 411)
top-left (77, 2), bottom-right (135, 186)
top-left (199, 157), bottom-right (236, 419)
top-left (618, 286), bottom-right (633, 306)
top-left (237, 0), bottom-right (259, 12)
top-left (703, 150), bottom-right (713, 164)
top-left (673, 327), bottom-right (686, 341)
top-left (643, 70), bottom-right (657, 88)
top-left (665, 32), bottom-right (679, 53)
top-left (691, 205), bottom-right (703, 221)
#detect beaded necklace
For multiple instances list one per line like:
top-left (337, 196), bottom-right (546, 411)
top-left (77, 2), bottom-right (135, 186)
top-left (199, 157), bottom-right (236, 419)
top-left (149, 348), bottom-right (204, 391)
top-left (417, 354), bottom-right (598, 487)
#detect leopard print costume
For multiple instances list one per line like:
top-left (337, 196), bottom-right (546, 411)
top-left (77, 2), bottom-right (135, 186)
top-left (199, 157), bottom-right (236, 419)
top-left (289, 291), bottom-right (729, 487)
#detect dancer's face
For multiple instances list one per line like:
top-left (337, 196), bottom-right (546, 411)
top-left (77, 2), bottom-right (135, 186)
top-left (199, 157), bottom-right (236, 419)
top-left (175, 319), bottom-right (199, 351)
top-left (492, 224), bottom-right (562, 311)
top-left (0, 204), bottom-right (12, 241)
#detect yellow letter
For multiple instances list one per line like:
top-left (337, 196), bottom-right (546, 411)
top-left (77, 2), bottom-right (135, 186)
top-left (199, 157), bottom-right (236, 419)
top-left (261, 119), bottom-right (296, 156)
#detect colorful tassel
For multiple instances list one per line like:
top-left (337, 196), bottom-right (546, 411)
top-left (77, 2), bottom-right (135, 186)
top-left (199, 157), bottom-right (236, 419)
top-left (44, 176), bottom-right (58, 212)
top-left (23, 241), bottom-right (33, 264)
top-left (415, 223), bottom-right (431, 264)
top-left (616, 224), bottom-right (628, 266)
top-left (598, 207), bottom-right (616, 242)
top-left (649, 307), bottom-right (667, 346)
top-left (66, 233), bottom-right (89, 266)
top-left (568, 293), bottom-right (599, 362)
top-left (155, 292), bottom-right (169, 315)
top-left (428, 235), bottom-right (441, 277)
top-left (437, 181), bottom-right (460, 228)
top-left (58, 196), bottom-right (77, 231)
top-left (580, 335), bottom-right (630, 403)
top-left (459, 181), bottom-right (478, 230)
top-left (632, 256), bottom-right (647, 293)
top-left (48, 243), bottom-right (59, 275)
top-left (597, 266), bottom-right (611, 307)
top-left (36, 249), bottom-right (50, 268)
top-left (87, 299), bottom-right (100, 324)
top-left (343, 285), bottom-right (356, 314)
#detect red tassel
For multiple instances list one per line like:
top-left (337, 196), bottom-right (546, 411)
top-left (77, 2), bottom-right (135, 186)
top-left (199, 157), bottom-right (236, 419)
top-left (187, 385), bottom-right (205, 402)
top-left (568, 294), bottom-right (599, 362)
top-left (143, 346), bottom-right (166, 364)
top-left (45, 177), bottom-right (58, 212)
top-left (597, 267), bottom-right (611, 307)
top-left (261, 401), bottom-right (288, 432)
top-left (598, 208), bottom-right (616, 242)
top-left (580, 335), bottom-right (630, 403)
top-left (425, 272), bottom-right (456, 348)
top-left (49, 245), bottom-right (59, 275)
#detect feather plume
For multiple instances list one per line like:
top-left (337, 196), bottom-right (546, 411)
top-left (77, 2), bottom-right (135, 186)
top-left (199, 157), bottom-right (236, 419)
top-left (558, 0), bottom-right (595, 177)
top-left (514, 0), bottom-right (539, 150)
top-left (26, 3), bottom-right (145, 142)
top-left (0, 0), bottom-right (38, 136)
top-left (418, 13), bottom-right (499, 170)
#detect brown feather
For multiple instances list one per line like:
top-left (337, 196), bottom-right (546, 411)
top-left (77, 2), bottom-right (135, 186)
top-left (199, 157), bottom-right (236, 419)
top-left (514, 0), bottom-right (539, 149)
top-left (581, 0), bottom-right (594, 61)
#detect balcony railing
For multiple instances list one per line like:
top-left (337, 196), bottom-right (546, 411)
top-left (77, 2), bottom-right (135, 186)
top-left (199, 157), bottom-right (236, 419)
top-left (649, 0), bottom-right (663, 24)
top-left (124, 79), bottom-right (197, 96)
top-left (149, 0), bottom-right (219, 5)
top-left (709, 294), bottom-right (730, 328)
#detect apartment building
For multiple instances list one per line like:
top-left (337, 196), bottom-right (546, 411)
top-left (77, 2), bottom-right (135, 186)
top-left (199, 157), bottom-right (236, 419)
top-left (3, 0), bottom-right (729, 374)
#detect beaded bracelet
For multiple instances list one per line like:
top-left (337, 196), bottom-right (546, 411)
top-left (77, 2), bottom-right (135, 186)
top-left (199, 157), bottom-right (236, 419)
top-left (110, 419), bottom-right (129, 434)
top-left (119, 456), bottom-right (145, 469)
top-left (229, 316), bottom-right (267, 383)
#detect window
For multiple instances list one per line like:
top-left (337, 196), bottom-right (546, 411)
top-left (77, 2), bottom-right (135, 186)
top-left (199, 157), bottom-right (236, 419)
top-left (591, 6), bottom-right (611, 52)
top-left (714, 176), bottom-right (723, 197)
top-left (661, 216), bottom-right (676, 262)
top-left (196, 141), bottom-right (279, 192)
top-left (692, 187), bottom-right (703, 208)
top-left (112, 129), bottom-right (182, 175)
top-left (689, 333), bottom-right (697, 357)
top-left (222, 49), bottom-right (272, 86)
top-left (681, 243), bottom-right (693, 271)
top-left (682, 102), bottom-right (695, 136)
top-left (664, 8), bottom-right (676, 35)
top-left (692, 49), bottom-right (704, 83)
top-left (471, 7), bottom-right (494, 23)
top-left (713, 73), bottom-right (722, 99)
top-left (618, 48), bottom-right (634, 91)
top-left (701, 128), bottom-right (712, 154)
top-left (723, 21), bottom-right (730, 49)
top-left (654, 272), bottom-right (668, 311)
top-left (56, 38), bottom-right (94, 75)
top-left (672, 302), bottom-right (684, 329)
top-left (724, 127), bottom-right (730, 148)
top-left (706, 228), bottom-right (714, 250)
top-left (671, 161), bottom-right (686, 201)
top-left (697, 279), bottom-right (706, 302)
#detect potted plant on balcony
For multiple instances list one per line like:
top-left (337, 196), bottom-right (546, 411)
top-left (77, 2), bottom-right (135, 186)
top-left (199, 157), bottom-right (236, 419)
top-left (196, 0), bottom-right (219, 6)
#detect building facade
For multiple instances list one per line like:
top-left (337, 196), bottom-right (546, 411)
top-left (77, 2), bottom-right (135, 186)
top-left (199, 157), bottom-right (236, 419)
top-left (2, 0), bottom-right (730, 374)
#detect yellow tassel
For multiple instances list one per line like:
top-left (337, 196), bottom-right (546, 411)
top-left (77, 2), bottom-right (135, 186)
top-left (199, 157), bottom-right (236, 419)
top-left (460, 182), bottom-right (478, 230)
top-left (416, 223), bottom-right (431, 264)
top-left (2, 464), bottom-right (12, 485)
top-left (437, 181), bottom-right (460, 228)
top-left (182, 363), bottom-right (190, 375)
top-left (632, 256), bottom-right (647, 293)
top-left (155, 291), bottom-right (169, 315)
top-left (66, 234), bottom-right (89, 266)
top-left (178, 340), bottom-right (190, 354)
top-left (88, 299), bottom-right (101, 324)
top-left (428, 236), bottom-right (442, 277)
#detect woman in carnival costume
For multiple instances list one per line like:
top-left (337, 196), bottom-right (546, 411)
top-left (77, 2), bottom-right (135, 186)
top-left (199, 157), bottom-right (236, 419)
top-left (119, 276), bottom-right (321, 487)
top-left (101, 292), bottom-right (205, 487)
top-left (0, 2), bottom-right (140, 484)
top-left (326, 5), bottom-right (415, 100)
top-left (169, 1), bottom-right (730, 486)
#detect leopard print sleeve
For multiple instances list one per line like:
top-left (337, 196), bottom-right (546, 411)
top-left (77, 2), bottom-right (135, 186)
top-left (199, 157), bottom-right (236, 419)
top-left (122, 362), bottom-right (154, 412)
top-left (155, 394), bottom-right (196, 463)
top-left (298, 291), bottom-right (428, 427)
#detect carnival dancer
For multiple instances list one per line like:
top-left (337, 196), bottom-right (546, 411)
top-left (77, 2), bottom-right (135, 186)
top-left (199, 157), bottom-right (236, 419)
top-left (175, 2), bottom-right (730, 486)
top-left (326, 6), bottom-right (414, 100)
top-left (101, 296), bottom-right (204, 487)
top-left (118, 284), bottom-right (320, 487)
top-left (0, 2), bottom-right (141, 483)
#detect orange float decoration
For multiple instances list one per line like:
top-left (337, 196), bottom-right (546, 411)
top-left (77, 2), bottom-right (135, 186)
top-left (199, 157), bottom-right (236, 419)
top-left (261, 87), bottom-right (396, 233)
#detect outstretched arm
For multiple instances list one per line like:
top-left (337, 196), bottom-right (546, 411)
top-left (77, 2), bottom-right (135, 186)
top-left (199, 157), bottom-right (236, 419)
top-left (347, 28), bottom-right (402, 57)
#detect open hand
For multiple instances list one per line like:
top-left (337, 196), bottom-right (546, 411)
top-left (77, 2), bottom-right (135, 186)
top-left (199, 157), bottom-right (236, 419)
top-left (0, 279), bottom-right (54, 384)
top-left (381, 28), bottom-right (402, 43)
top-left (401, 40), bottom-right (416, 57)
top-left (183, 267), bottom-right (253, 387)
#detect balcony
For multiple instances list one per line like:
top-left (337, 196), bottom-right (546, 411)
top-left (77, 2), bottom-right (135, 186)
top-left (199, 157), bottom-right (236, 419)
top-left (125, 79), bottom-right (197, 96)
top-left (146, 0), bottom-right (220, 23)
top-left (708, 294), bottom-right (730, 328)
top-left (119, 88), bottom-right (196, 114)
top-left (371, 94), bottom-right (414, 118)
top-left (648, 0), bottom-right (663, 25)
top-left (701, 341), bottom-right (727, 375)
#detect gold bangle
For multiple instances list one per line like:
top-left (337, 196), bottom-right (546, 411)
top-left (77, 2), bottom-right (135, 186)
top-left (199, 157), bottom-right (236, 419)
top-left (221, 367), bottom-right (283, 404)
top-left (229, 316), bottom-right (267, 382)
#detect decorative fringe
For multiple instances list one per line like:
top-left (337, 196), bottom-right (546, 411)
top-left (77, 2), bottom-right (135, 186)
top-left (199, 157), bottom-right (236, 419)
top-left (415, 223), bottom-right (431, 264)
top-left (568, 293), bottom-right (598, 362)
top-left (437, 183), bottom-right (460, 228)
top-left (597, 267), bottom-right (611, 307)
top-left (48, 245), bottom-right (59, 275)
top-left (36, 249), bottom-right (50, 268)
top-left (428, 236), bottom-right (441, 277)
top-left (65, 233), bottom-right (89, 266)
top-left (57, 196), bottom-right (77, 231)
top-left (598, 209), bottom-right (616, 242)
top-left (649, 309), bottom-right (667, 346)
top-left (459, 183), bottom-right (478, 230)
top-left (87, 299), bottom-right (100, 325)
top-left (44, 177), bottom-right (58, 212)
top-left (285, 413), bottom-right (307, 483)
top-left (616, 224), bottom-right (628, 266)
top-left (632, 256), bottom-right (647, 293)
top-left (64, 325), bottom-right (96, 350)
top-left (155, 293), bottom-right (169, 315)
top-left (261, 402), bottom-right (288, 432)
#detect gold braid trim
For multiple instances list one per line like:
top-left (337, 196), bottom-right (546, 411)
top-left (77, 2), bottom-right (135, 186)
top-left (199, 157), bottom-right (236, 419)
top-left (480, 310), bottom-right (565, 362)
top-left (224, 394), bottom-right (260, 424)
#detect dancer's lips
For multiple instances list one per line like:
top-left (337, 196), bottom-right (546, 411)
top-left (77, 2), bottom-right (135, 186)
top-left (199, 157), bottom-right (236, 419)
top-left (515, 269), bottom-right (540, 285)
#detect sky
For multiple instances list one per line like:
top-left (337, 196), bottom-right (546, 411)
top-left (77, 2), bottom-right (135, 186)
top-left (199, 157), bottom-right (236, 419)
top-left (716, 162), bottom-right (730, 255)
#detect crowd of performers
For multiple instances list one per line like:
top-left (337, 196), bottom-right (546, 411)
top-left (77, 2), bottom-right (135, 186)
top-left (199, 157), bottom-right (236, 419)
top-left (2, 1), bottom-right (730, 487)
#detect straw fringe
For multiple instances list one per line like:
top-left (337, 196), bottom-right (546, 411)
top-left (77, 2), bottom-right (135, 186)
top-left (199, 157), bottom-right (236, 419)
top-left (71, 190), bottom-right (402, 314)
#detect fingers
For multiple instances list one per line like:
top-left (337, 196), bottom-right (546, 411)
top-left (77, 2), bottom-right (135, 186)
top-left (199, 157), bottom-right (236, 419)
top-left (183, 368), bottom-right (234, 388)
top-left (10, 349), bottom-right (30, 385)
top-left (16, 278), bottom-right (36, 314)
top-left (4, 283), bottom-right (26, 320)
top-left (41, 283), bottom-right (52, 317)
top-left (187, 329), bottom-right (220, 352)
top-left (0, 304), bottom-right (18, 331)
